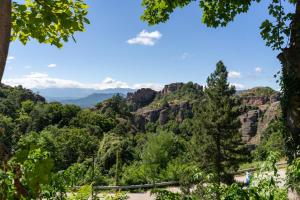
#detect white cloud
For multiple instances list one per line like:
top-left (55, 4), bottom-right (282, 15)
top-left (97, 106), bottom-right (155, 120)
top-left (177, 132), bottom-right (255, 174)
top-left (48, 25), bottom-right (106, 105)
top-left (6, 56), bottom-right (15, 63)
top-left (231, 83), bottom-right (245, 90)
top-left (255, 67), bottom-right (262, 73)
top-left (132, 83), bottom-right (163, 91)
top-left (127, 30), bottom-right (162, 46)
top-left (3, 73), bottom-right (163, 91)
top-left (228, 71), bottom-right (241, 78)
top-left (48, 64), bottom-right (57, 68)
top-left (180, 52), bottom-right (190, 60)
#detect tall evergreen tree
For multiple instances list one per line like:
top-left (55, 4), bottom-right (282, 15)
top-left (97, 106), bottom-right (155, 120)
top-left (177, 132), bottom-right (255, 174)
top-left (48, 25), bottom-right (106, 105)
top-left (194, 61), bottom-right (245, 186)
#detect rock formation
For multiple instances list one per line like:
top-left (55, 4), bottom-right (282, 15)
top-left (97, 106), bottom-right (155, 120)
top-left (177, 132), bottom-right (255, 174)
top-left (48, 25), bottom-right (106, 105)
top-left (127, 88), bottom-right (157, 111)
top-left (239, 89), bottom-right (281, 146)
top-left (127, 84), bottom-right (280, 147)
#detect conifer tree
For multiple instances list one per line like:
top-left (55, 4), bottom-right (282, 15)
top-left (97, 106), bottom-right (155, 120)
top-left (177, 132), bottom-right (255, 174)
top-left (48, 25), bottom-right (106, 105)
top-left (194, 61), bottom-right (245, 187)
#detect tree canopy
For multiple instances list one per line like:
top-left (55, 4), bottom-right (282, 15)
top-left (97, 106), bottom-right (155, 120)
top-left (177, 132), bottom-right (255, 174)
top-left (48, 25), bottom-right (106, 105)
top-left (141, 0), bottom-right (296, 50)
top-left (12, 0), bottom-right (89, 48)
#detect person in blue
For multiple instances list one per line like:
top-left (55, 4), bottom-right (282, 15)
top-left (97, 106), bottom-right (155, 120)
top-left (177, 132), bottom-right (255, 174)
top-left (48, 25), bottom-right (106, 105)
top-left (245, 171), bottom-right (251, 187)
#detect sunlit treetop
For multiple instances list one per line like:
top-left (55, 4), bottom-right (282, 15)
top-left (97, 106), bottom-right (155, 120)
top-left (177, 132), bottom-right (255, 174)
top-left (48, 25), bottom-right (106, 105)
top-left (11, 0), bottom-right (90, 48)
top-left (141, 0), bottom-right (298, 50)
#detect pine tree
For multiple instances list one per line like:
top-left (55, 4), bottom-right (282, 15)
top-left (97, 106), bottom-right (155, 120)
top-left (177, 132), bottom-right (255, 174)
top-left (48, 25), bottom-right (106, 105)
top-left (194, 61), bottom-right (245, 186)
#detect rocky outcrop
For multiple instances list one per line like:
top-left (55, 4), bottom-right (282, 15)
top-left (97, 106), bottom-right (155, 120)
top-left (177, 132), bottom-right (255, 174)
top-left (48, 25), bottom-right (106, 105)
top-left (159, 83), bottom-right (184, 96)
top-left (158, 82), bottom-right (203, 96)
top-left (240, 93), bottom-right (280, 107)
top-left (134, 101), bottom-right (193, 129)
top-left (241, 96), bottom-right (269, 107)
top-left (130, 82), bottom-right (202, 129)
top-left (239, 101), bottom-right (281, 145)
top-left (240, 110), bottom-right (260, 143)
top-left (129, 84), bottom-right (280, 147)
top-left (238, 87), bottom-right (281, 145)
top-left (136, 107), bottom-right (163, 123)
top-left (158, 109), bottom-right (169, 125)
top-left (127, 88), bottom-right (157, 111)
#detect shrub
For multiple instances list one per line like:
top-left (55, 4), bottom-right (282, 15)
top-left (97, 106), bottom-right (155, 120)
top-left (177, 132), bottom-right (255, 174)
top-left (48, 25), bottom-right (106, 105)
top-left (287, 157), bottom-right (300, 195)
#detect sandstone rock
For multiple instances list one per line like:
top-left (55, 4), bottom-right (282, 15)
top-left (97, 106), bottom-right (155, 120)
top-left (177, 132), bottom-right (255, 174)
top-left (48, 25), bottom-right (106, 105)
top-left (133, 100), bottom-right (194, 129)
top-left (159, 109), bottom-right (169, 125)
top-left (127, 88), bottom-right (157, 111)
top-left (239, 101), bottom-right (281, 145)
top-left (270, 93), bottom-right (280, 103)
top-left (240, 110), bottom-right (259, 143)
top-left (241, 96), bottom-right (269, 107)
top-left (160, 83), bottom-right (184, 96)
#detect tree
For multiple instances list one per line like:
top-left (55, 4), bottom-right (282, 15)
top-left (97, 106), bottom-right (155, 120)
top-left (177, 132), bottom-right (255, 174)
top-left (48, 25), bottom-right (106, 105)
top-left (193, 61), bottom-right (245, 194)
top-left (53, 127), bottom-right (98, 170)
top-left (70, 109), bottom-right (115, 136)
top-left (0, 0), bottom-right (90, 82)
top-left (96, 94), bottom-right (131, 118)
top-left (141, 131), bottom-right (182, 182)
top-left (141, 0), bottom-right (300, 160)
top-left (97, 133), bottom-right (133, 172)
top-left (0, 114), bottom-right (14, 162)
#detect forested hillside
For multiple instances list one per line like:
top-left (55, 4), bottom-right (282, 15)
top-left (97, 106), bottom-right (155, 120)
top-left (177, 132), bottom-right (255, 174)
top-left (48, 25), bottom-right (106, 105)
top-left (0, 63), bottom-right (289, 199)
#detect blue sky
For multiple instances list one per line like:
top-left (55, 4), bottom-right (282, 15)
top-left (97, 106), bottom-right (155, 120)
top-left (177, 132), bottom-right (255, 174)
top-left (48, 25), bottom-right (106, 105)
top-left (4, 0), bottom-right (292, 91)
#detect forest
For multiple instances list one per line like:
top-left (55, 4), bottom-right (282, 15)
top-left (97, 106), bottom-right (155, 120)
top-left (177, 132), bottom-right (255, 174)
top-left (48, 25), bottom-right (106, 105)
top-left (1, 61), bottom-right (299, 199)
top-left (1, 0), bottom-right (300, 199)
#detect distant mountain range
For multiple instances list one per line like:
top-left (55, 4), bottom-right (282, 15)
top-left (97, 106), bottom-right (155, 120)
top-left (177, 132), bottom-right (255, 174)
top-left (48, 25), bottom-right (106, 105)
top-left (32, 87), bottom-right (135, 107)
top-left (58, 93), bottom-right (126, 108)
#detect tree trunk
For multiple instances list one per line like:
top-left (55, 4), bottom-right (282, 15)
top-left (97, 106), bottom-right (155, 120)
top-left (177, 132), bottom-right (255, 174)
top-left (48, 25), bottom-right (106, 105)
top-left (278, 0), bottom-right (300, 160)
top-left (0, 0), bottom-right (12, 83)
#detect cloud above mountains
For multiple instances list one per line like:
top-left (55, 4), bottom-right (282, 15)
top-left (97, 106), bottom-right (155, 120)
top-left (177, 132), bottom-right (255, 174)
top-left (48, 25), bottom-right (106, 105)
top-left (3, 72), bottom-right (163, 91)
top-left (231, 83), bottom-right (245, 89)
top-left (228, 71), bottom-right (241, 78)
top-left (255, 67), bottom-right (262, 73)
top-left (48, 64), bottom-right (57, 68)
top-left (127, 30), bottom-right (162, 46)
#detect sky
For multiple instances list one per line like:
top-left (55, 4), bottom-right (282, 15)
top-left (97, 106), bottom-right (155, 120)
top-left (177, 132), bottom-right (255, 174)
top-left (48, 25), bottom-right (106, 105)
top-left (3, 0), bottom-right (294, 91)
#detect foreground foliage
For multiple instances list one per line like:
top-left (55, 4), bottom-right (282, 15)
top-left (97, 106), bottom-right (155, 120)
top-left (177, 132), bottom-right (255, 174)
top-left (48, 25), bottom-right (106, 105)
top-left (151, 153), bottom-right (288, 200)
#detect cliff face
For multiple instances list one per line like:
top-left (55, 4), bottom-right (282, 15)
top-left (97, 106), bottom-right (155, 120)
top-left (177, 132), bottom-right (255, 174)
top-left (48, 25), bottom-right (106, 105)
top-left (135, 101), bottom-right (192, 126)
top-left (238, 88), bottom-right (281, 146)
top-left (127, 84), bottom-right (280, 146)
top-left (127, 88), bottom-right (157, 111)
top-left (130, 83), bottom-right (200, 130)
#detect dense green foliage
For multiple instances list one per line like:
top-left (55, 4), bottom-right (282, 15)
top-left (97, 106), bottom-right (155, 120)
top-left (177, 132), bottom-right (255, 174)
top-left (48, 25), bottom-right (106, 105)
top-left (287, 157), bottom-right (300, 194)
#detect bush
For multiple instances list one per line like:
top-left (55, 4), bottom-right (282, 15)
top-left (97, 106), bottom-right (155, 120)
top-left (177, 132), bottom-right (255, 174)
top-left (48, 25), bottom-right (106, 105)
top-left (154, 152), bottom-right (288, 200)
top-left (287, 157), bottom-right (300, 195)
top-left (151, 189), bottom-right (182, 200)
top-left (121, 162), bottom-right (147, 185)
